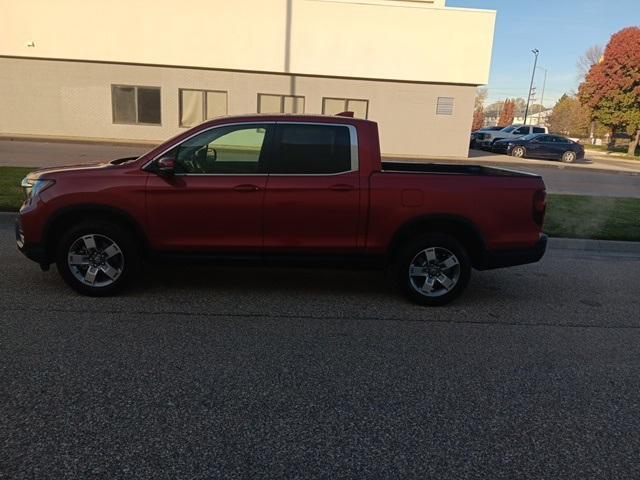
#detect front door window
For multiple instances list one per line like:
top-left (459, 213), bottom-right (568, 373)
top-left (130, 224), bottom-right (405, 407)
top-left (171, 124), bottom-right (268, 174)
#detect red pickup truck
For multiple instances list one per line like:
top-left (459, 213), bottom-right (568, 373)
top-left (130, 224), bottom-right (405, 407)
top-left (16, 114), bottom-right (547, 305)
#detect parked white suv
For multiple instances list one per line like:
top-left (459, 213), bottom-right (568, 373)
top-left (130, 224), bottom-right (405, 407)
top-left (476, 125), bottom-right (548, 149)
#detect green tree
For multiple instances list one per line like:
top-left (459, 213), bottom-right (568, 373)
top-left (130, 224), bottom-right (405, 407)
top-left (548, 94), bottom-right (590, 137)
top-left (579, 27), bottom-right (640, 155)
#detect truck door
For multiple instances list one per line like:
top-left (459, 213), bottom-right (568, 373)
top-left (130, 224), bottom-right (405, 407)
top-left (145, 123), bottom-right (272, 251)
top-left (263, 122), bottom-right (361, 253)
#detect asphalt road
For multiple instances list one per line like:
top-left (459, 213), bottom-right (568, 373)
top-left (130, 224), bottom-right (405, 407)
top-left (1, 217), bottom-right (640, 478)
top-left (2, 140), bottom-right (640, 198)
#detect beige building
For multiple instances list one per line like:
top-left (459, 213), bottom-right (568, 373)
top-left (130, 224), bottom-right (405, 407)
top-left (0, 0), bottom-right (496, 158)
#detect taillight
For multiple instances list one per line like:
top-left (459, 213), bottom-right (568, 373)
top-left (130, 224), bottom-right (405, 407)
top-left (532, 189), bottom-right (546, 227)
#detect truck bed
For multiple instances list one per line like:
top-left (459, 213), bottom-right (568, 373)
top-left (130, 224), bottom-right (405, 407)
top-left (381, 162), bottom-right (539, 178)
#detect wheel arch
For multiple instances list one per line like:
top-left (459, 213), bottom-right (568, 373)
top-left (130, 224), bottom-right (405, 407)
top-left (43, 204), bottom-right (149, 263)
top-left (387, 214), bottom-right (487, 269)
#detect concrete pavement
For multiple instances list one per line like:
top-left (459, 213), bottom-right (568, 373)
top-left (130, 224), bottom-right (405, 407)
top-left (0, 139), bottom-right (150, 167)
top-left (2, 216), bottom-right (640, 478)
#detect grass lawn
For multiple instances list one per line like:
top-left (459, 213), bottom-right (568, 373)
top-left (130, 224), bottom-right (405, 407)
top-left (583, 144), bottom-right (639, 160)
top-left (0, 167), bottom-right (33, 212)
top-left (0, 167), bottom-right (638, 242)
top-left (545, 194), bottom-right (640, 242)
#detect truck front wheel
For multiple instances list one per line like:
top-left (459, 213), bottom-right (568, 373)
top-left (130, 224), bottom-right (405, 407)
top-left (55, 221), bottom-right (139, 296)
top-left (395, 233), bottom-right (471, 306)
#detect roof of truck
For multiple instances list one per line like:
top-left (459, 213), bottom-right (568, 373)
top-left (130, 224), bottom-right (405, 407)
top-left (197, 113), bottom-right (377, 128)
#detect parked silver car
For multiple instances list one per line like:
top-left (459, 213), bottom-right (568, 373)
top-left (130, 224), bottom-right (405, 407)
top-left (475, 124), bottom-right (548, 149)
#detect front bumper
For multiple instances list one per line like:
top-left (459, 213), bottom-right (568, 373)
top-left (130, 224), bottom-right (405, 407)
top-left (476, 234), bottom-right (547, 270)
top-left (15, 215), bottom-right (49, 266)
top-left (491, 143), bottom-right (511, 154)
top-left (474, 139), bottom-right (494, 149)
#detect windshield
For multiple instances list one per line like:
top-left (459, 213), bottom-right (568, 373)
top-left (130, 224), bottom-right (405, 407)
top-left (501, 127), bottom-right (516, 133)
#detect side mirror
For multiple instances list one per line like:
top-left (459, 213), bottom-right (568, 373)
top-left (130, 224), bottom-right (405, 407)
top-left (156, 156), bottom-right (176, 175)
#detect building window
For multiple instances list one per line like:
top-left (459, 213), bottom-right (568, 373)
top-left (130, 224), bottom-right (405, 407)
top-left (112, 85), bottom-right (161, 125)
top-left (257, 94), bottom-right (305, 114)
top-left (436, 97), bottom-right (454, 116)
top-left (179, 89), bottom-right (228, 128)
top-left (322, 97), bottom-right (369, 119)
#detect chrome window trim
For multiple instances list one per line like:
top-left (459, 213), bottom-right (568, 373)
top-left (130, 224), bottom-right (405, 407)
top-left (143, 121), bottom-right (359, 176)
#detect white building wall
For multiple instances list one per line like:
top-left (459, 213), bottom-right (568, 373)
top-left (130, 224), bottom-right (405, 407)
top-left (0, 57), bottom-right (476, 157)
top-left (0, 0), bottom-right (495, 85)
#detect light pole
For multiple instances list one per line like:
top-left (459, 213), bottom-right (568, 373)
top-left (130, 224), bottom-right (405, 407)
top-left (535, 66), bottom-right (547, 125)
top-left (524, 48), bottom-right (539, 125)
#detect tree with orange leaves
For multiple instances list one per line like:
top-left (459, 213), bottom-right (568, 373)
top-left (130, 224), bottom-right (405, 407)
top-left (579, 27), bottom-right (640, 155)
top-left (498, 99), bottom-right (515, 127)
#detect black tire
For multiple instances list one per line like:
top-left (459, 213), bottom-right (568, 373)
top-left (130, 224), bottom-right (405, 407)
top-left (394, 233), bottom-right (471, 306)
top-left (55, 221), bottom-right (139, 296)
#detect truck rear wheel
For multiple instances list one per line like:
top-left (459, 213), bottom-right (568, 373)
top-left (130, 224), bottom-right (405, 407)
top-left (394, 233), bottom-right (471, 306)
top-left (55, 221), bottom-right (139, 296)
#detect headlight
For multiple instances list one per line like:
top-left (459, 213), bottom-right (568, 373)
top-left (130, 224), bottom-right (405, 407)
top-left (21, 178), bottom-right (55, 199)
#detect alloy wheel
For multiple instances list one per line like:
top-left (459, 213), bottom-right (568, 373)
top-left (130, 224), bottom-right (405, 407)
top-left (408, 247), bottom-right (461, 298)
top-left (67, 234), bottom-right (124, 287)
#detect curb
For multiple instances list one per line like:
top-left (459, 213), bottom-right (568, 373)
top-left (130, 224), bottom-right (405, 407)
top-left (548, 237), bottom-right (640, 255)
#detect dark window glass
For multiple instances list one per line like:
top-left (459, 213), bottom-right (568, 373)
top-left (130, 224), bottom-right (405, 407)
top-left (552, 136), bottom-right (569, 143)
top-left (170, 124), bottom-right (268, 174)
top-left (271, 124), bottom-right (352, 174)
top-left (112, 86), bottom-right (136, 124)
top-left (514, 127), bottom-right (530, 134)
top-left (112, 85), bottom-right (161, 125)
top-left (533, 127), bottom-right (546, 133)
top-left (137, 88), bottom-right (161, 124)
top-left (537, 135), bottom-right (553, 142)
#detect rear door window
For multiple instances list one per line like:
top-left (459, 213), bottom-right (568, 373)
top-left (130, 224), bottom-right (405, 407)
top-left (533, 127), bottom-right (546, 134)
top-left (270, 124), bottom-right (354, 174)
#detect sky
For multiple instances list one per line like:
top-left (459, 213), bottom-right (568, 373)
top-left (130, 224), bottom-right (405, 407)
top-left (447, 0), bottom-right (639, 108)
